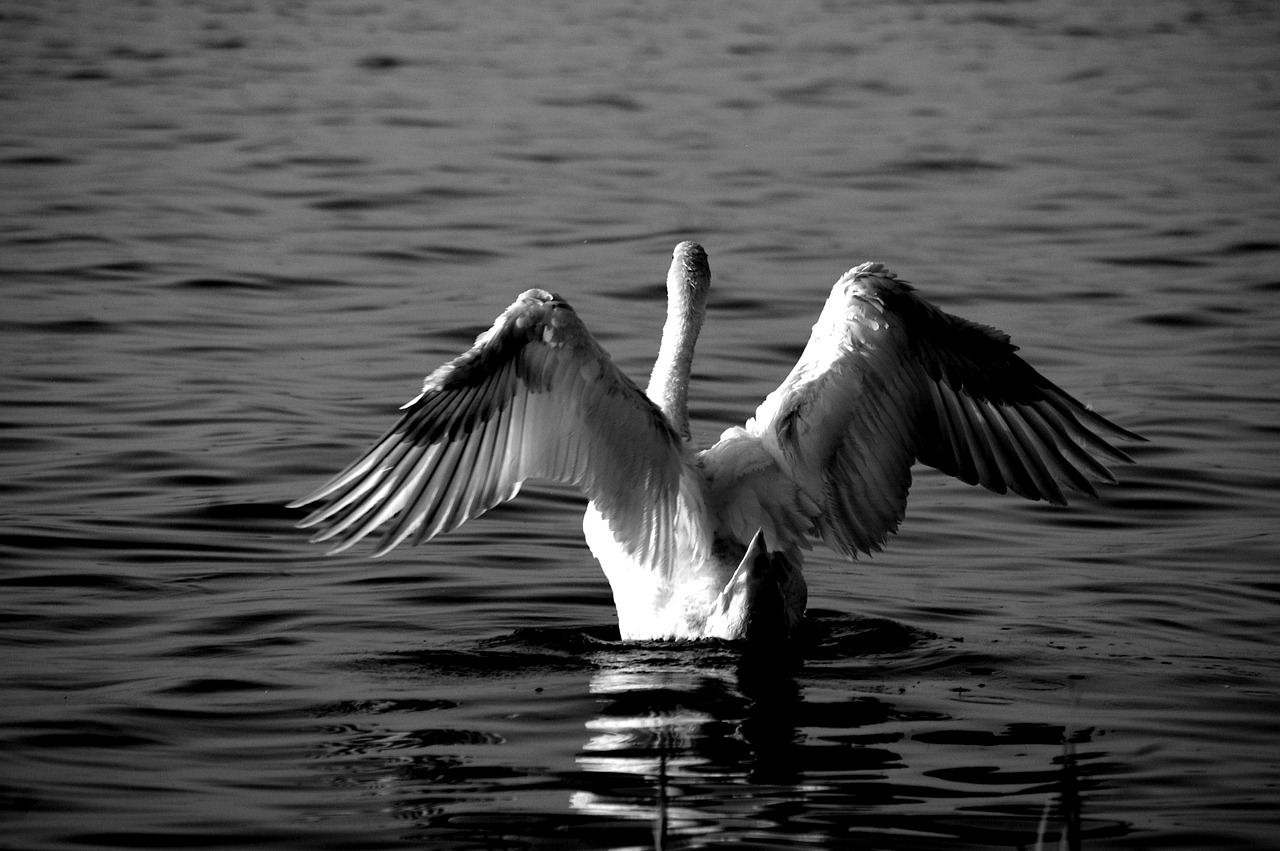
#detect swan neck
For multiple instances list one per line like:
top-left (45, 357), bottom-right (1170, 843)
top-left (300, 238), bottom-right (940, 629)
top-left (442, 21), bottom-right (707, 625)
top-left (649, 306), bottom-right (700, 440)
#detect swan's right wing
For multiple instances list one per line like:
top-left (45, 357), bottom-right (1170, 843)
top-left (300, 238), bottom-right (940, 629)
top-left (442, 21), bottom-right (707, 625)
top-left (749, 263), bottom-right (1143, 559)
top-left (290, 289), bottom-right (684, 569)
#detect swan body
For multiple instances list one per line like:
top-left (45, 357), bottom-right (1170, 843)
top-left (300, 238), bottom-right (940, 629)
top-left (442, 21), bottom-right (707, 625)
top-left (291, 242), bottom-right (1143, 641)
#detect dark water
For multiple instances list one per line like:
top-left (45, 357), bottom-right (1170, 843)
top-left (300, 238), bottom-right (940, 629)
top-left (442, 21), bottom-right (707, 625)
top-left (3, 1), bottom-right (1279, 849)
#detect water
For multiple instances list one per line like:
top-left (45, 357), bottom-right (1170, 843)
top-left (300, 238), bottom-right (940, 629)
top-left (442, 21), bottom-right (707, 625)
top-left (3, 1), bottom-right (1279, 848)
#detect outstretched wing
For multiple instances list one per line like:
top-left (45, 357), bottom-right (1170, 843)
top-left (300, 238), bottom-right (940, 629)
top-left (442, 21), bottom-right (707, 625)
top-left (290, 288), bottom-right (684, 569)
top-left (748, 263), bottom-right (1144, 558)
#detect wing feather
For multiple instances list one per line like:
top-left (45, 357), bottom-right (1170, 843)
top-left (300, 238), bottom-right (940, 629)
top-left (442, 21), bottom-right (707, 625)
top-left (1027, 400), bottom-right (1122, 482)
top-left (291, 288), bottom-right (684, 569)
top-left (750, 262), bottom-right (1144, 559)
top-left (991, 404), bottom-right (1067, 505)
top-left (925, 380), bottom-right (976, 485)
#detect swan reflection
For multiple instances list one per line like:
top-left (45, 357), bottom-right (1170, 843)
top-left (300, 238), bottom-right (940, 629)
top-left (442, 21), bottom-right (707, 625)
top-left (309, 624), bottom-right (1121, 848)
top-left (570, 644), bottom-right (806, 847)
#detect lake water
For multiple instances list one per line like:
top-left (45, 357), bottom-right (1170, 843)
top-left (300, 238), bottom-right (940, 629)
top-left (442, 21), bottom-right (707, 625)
top-left (3, 1), bottom-right (1279, 848)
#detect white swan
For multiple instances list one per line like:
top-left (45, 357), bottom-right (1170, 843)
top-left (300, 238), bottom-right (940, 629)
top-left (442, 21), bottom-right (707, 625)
top-left (290, 242), bottom-right (1142, 641)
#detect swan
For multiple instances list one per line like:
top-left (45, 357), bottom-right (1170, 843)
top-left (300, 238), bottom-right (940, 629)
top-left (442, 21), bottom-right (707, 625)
top-left (290, 241), bottom-right (1143, 642)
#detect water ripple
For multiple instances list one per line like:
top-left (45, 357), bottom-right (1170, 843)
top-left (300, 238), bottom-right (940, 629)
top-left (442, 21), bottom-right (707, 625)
top-left (2, 1), bottom-right (1277, 849)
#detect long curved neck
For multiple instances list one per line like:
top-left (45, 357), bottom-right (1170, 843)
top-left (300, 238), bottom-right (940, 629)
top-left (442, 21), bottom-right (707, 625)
top-left (647, 242), bottom-right (709, 442)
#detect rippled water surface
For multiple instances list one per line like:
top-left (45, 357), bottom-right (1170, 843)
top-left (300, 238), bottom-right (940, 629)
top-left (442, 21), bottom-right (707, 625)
top-left (3, 1), bottom-right (1279, 849)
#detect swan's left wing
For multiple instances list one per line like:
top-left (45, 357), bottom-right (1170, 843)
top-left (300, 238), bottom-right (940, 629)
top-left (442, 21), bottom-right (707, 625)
top-left (748, 263), bottom-right (1144, 559)
top-left (290, 288), bottom-right (684, 568)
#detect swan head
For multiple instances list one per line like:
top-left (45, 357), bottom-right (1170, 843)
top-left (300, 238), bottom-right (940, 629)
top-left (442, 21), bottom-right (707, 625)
top-left (669, 241), bottom-right (710, 312)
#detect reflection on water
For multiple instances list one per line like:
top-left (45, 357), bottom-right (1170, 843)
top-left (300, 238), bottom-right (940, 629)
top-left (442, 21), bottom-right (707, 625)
top-left (311, 621), bottom-right (1124, 850)
top-left (3, 0), bottom-right (1279, 849)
